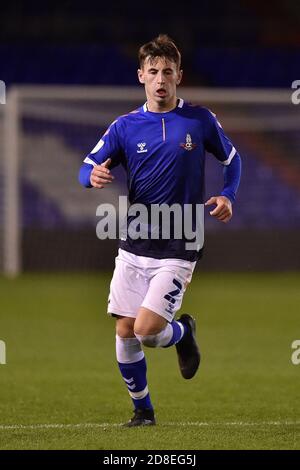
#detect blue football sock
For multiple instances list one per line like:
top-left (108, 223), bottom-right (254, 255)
top-left (118, 357), bottom-right (153, 410)
top-left (163, 320), bottom-right (187, 347)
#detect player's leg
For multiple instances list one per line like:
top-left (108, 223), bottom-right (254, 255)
top-left (134, 265), bottom-right (200, 379)
top-left (134, 306), bottom-right (185, 347)
top-left (108, 250), bottom-right (155, 426)
top-left (115, 315), bottom-right (155, 425)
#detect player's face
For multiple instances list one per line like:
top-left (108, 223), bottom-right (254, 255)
top-left (138, 56), bottom-right (183, 110)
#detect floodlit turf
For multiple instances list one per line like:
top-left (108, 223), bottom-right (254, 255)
top-left (0, 272), bottom-right (299, 449)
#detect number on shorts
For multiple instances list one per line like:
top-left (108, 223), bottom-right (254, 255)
top-left (164, 278), bottom-right (182, 304)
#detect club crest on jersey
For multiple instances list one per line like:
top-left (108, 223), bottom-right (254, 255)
top-left (137, 142), bottom-right (148, 153)
top-left (180, 134), bottom-right (197, 151)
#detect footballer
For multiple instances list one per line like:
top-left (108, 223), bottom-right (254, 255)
top-left (79, 34), bottom-right (241, 426)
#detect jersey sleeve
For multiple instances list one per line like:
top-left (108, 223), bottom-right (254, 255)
top-left (203, 108), bottom-right (241, 203)
top-left (221, 153), bottom-right (242, 203)
top-left (79, 119), bottom-right (124, 188)
top-left (203, 109), bottom-right (237, 165)
top-left (84, 119), bottom-right (124, 167)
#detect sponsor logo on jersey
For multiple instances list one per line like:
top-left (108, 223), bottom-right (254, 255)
top-left (180, 133), bottom-right (197, 151)
top-left (137, 142), bottom-right (148, 153)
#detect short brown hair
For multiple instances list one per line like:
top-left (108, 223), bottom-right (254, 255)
top-left (138, 34), bottom-right (181, 69)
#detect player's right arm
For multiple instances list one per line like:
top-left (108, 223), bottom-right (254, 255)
top-left (78, 119), bottom-right (123, 189)
top-left (89, 158), bottom-right (114, 189)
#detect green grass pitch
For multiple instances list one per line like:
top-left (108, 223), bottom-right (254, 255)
top-left (0, 272), bottom-right (299, 449)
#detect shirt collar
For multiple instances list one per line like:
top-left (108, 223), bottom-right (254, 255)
top-left (143, 98), bottom-right (184, 113)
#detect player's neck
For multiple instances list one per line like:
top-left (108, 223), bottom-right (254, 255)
top-left (146, 96), bottom-right (178, 113)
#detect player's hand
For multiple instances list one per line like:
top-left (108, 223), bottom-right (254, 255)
top-left (205, 196), bottom-right (232, 223)
top-left (90, 158), bottom-right (115, 188)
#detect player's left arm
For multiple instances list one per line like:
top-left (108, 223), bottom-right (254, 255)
top-left (203, 109), bottom-right (242, 223)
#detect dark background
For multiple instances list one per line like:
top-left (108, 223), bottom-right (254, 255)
top-left (0, 0), bottom-right (300, 272)
top-left (1, 0), bottom-right (300, 88)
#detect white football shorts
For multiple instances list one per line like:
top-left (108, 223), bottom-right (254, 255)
top-left (107, 248), bottom-right (196, 322)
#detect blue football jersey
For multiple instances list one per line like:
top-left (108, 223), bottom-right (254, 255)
top-left (79, 98), bottom-right (241, 261)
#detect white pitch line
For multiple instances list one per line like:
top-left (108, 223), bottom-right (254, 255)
top-left (0, 421), bottom-right (300, 431)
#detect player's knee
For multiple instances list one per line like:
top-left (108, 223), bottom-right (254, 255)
top-left (134, 324), bottom-right (166, 348)
top-left (134, 332), bottom-right (159, 348)
top-left (115, 317), bottom-right (135, 338)
top-left (134, 311), bottom-right (167, 347)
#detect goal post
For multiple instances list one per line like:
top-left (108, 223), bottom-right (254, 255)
top-left (3, 87), bottom-right (20, 277)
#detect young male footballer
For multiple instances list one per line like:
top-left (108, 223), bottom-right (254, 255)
top-left (79, 34), bottom-right (241, 426)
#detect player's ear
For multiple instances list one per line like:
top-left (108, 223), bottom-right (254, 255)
top-left (137, 69), bottom-right (145, 84)
top-left (176, 69), bottom-right (183, 86)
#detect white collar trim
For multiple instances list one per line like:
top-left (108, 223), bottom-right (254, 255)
top-left (143, 98), bottom-right (184, 112)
